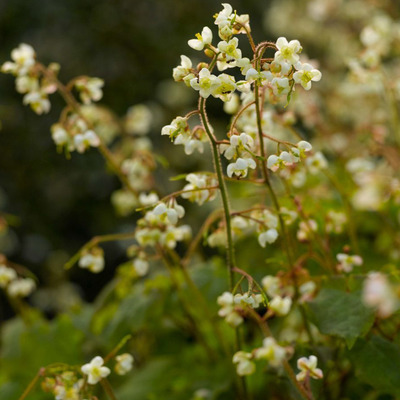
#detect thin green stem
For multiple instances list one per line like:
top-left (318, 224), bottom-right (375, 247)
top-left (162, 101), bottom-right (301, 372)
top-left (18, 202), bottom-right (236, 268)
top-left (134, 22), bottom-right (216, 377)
top-left (18, 368), bottom-right (44, 400)
top-left (64, 231), bottom-right (136, 270)
top-left (100, 378), bottom-right (118, 400)
top-left (199, 97), bottom-right (235, 290)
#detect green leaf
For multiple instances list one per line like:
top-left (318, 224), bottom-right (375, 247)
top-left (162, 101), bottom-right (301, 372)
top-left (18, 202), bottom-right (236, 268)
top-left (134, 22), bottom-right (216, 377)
top-left (307, 288), bottom-right (374, 348)
top-left (349, 335), bottom-right (400, 396)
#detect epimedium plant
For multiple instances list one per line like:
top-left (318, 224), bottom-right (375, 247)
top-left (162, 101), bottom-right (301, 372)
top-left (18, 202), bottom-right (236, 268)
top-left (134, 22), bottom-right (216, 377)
top-left (1, 2), bottom-right (400, 400)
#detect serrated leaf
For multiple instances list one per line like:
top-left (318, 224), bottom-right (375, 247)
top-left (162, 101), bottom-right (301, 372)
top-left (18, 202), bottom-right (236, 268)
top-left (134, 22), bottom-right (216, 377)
top-left (307, 288), bottom-right (374, 348)
top-left (349, 335), bottom-right (400, 396)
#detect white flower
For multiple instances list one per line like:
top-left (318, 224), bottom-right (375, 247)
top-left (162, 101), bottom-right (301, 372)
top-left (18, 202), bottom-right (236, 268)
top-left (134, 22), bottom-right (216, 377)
top-left (124, 104), bottom-right (152, 135)
top-left (79, 253), bottom-right (105, 273)
top-left (223, 93), bottom-right (240, 114)
top-left (274, 37), bottom-right (302, 66)
top-left (2, 43), bottom-right (36, 76)
top-left (188, 27), bottom-right (213, 51)
top-left (245, 68), bottom-right (272, 84)
top-left (75, 77), bottom-right (104, 104)
top-left (160, 225), bottom-right (191, 249)
top-left (153, 201), bottom-right (185, 225)
top-left (139, 192), bottom-right (159, 206)
top-left (212, 73), bottom-right (236, 102)
top-left (7, 278), bottom-right (36, 297)
top-left (181, 173), bottom-right (217, 205)
top-left (220, 133), bottom-right (254, 160)
top-left (190, 68), bottom-right (220, 99)
top-left (336, 253), bottom-right (363, 273)
top-left (254, 337), bottom-right (286, 367)
top-left (227, 157), bottom-right (256, 178)
top-left (269, 296), bottom-right (292, 316)
top-left (271, 77), bottom-right (290, 96)
top-left (217, 291), bottom-right (243, 327)
top-left (258, 229), bottom-right (278, 247)
top-left (161, 116), bottom-right (188, 139)
top-left (306, 151), bottom-right (328, 174)
top-left (81, 356), bottom-right (110, 385)
top-left (363, 272), bottom-right (398, 318)
top-left (261, 275), bottom-right (281, 297)
top-left (233, 351), bottom-right (256, 376)
top-left (51, 124), bottom-right (70, 146)
top-left (217, 37), bottom-right (242, 60)
top-left (293, 63), bottom-right (322, 90)
top-left (214, 3), bottom-right (233, 28)
top-left (132, 258), bottom-right (149, 276)
top-left (115, 353), bottom-right (134, 375)
top-left (296, 355), bottom-right (323, 381)
top-left (23, 91), bottom-right (51, 114)
top-left (173, 55), bottom-right (193, 82)
top-left (0, 265), bottom-right (17, 288)
top-left (73, 130), bottom-right (100, 153)
top-left (15, 76), bottom-right (39, 94)
top-left (297, 220), bottom-right (318, 241)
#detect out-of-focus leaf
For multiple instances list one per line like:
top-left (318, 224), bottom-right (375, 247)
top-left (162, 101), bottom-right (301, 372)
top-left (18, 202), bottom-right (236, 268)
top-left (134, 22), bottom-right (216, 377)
top-left (349, 335), bottom-right (400, 396)
top-left (307, 288), bottom-right (374, 348)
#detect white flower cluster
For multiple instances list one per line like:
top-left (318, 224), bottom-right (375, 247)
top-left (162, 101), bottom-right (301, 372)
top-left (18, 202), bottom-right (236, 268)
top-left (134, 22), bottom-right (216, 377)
top-left (171, 3), bottom-right (321, 106)
top-left (51, 115), bottom-right (100, 154)
top-left (217, 291), bottom-right (264, 327)
top-left (74, 77), bottom-right (104, 105)
top-left (336, 253), bottom-right (363, 273)
top-left (267, 140), bottom-right (312, 172)
top-left (0, 264), bottom-right (36, 298)
top-left (181, 173), bottom-right (218, 205)
top-left (135, 199), bottom-right (191, 250)
top-left (115, 353), bottom-right (134, 375)
top-left (162, 117), bottom-right (208, 155)
top-left (1, 43), bottom-right (53, 114)
top-left (262, 275), bottom-right (293, 316)
top-left (232, 336), bottom-right (288, 376)
top-left (362, 272), bottom-right (399, 318)
top-left (78, 248), bottom-right (105, 273)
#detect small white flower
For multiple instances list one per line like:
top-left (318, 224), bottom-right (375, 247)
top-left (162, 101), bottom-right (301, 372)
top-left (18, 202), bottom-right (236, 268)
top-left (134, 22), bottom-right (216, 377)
top-left (217, 37), bottom-right (242, 60)
top-left (296, 355), bottom-right (323, 381)
top-left (258, 229), bottom-right (278, 247)
top-left (293, 63), bottom-right (322, 90)
top-left (245, 68), bottom-right (272, 84)
top-left (254, 337), bottom-right (286, 367)
top-left (227, 157), bottom-right (256, 178)
top-left (115, 353), bottom-right (134, 375)
top-left (0, 265), bottom-right (17, 288)
top-left (274, 37), bottom-right (302, 66)
top-left (220, 133), bottom-right (254, 160)
top-left (139, 192), bottom-right (159, 206)
top-left (81, 356), bottom-right (110, 385)
top-left (153, 201), bottom-right (185, 225)
top-left (261, 275), bottom-right (281, 297)
top-left (233, 351), bottom-right (256, 376)
top-left (79, 253), bottom-right (105, 273)
top-left (214, 3), bottom-right (233, 28)
top-left (132, 258), bottom-right (149, 276)
top-left (51, 124), bottom-right (70, 146)
top-left (75, 77), bottom-right (104, 104)
top-left (2, 43), bottom-right (36, 76)
top-left (173, 55), bottom-right (193, 82)
top-left (336, 253), bottom-right (363, 273)
top-left (190, 68), bottom-right (221, 99)
top-left (271, 77), bottom-right (290, 96)
top-left (188, 27), bottom-right (213, 51)
top-left (73, 130), bottom-right (100, 153)
top-left (23, 91), bottom-right (51, 114)
top-left (7, 278), bottom-right (36, 297)
top-left (269, 296), bottom-right (292, 316)
top-left (212, 73), bottom-right (236, 102)
top-left (161, 116), bottom-right (188, 139)
top-left (306, 151), bottom-right (328, 174)
top-left (363, 272), bottom-right (398, 318)
top-left (181, 173), bottom-right (217, 205)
